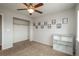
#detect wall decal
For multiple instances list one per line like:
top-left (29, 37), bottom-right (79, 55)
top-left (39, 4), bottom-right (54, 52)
top-left (33, 17), bottom-right (68, 29)
top-left (56, 23), bottom-right (61, 29)
top-left (44, 21), bottom-right (47, 25)
top-left (33, 22), bottom-right (35, 26)
top-left (62, 18), bottom-right (68, 24)
top-left (52, 19), bottom-right (56, 25)
top-left (35, 26), bottom-right (38, 29)
top-left (48, 24), bottom-right (51, 29)
top-left (41, 25), bottom-right (44, 29)
top-left (38, 22), bottom-right (41, 25)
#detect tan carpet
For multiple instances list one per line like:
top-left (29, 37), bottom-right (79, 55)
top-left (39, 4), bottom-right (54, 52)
top-left (0, 40), bottom-right (69, 56)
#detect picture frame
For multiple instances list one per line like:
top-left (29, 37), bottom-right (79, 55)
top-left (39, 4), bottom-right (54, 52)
top-left (52, 19), bottom-right (56, 25)
top-left (38, 22), bottom-right (41, 25)
top-left (56, 23), bottom-right (62, 29)
top-left (33, 22), bottom-right (35, 26)
top-left (44, 21), bottom-right (47, 25)
top-left (41, 25), bottom-right (44, 29)
top-left (62, 18), bottom-right (68, 24)
top-left (48, 24), bottom-right (51, 29)
top-left (35, 26), bottom-right (38, 29)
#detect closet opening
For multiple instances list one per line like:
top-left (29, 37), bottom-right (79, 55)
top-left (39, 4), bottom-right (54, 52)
top-left (13, 17), bottom-right (30, 46)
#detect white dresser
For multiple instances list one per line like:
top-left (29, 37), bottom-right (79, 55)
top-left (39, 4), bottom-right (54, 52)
top-left (53, 34), bottom-right (74, 55)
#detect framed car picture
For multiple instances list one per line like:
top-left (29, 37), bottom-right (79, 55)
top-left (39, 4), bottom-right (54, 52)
top-left (44, 21), bottom-right (47, 25)
top-left (56, 23), bottom-right (62, 29)
top-left (62, 18), bottom-right (68, 24)
top-left (41, 25), bottom-right (44, 29)
top-left (38, 22), bottom-right (41, 25)
top-left (35, 26), bottom-right (38, 29)
top-left (48, 24), bottom-right (51, 29)
top-left (33, 22), bottom-right (35, 26)
top-left (52, 19), bottom-right (56, 25)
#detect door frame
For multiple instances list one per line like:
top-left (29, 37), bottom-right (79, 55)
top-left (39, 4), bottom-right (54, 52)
top-left (0, 13), bottom-right (4, 50)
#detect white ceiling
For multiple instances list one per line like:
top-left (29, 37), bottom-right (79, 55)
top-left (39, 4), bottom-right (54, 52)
top-left (0, 3), bottom-right (75, 18)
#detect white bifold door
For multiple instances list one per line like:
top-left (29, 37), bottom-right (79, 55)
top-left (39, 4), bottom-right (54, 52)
top-left (13, 18), bottom-right (29, 43)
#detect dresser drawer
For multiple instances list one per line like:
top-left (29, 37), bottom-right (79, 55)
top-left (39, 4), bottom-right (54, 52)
top-left (53, 40), bottom-right (73, 47)
top-left (61, 36), bottom-right (73, 42)
top-left (53, 35), bottom-right (60, 40)
top-left (53, 44), bottom-right (73, 55)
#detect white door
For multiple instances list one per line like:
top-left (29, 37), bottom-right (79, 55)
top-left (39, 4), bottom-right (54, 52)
top-left (13, 18), bottom-right (29, 43)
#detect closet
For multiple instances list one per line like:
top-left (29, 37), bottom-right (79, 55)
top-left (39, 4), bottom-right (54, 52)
top-left (13, 17), bottom-right (30, 43)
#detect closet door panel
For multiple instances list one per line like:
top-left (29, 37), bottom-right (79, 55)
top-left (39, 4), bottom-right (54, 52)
top-left (13, 18), bottom-right (29, 43)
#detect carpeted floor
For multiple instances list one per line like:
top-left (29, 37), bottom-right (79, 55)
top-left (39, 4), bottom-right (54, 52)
top-left (0, 40), bottom-right (68, 56)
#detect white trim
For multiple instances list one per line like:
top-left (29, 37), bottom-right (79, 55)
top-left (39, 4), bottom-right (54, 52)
top-left (0, 13), bottom-right (4, 50)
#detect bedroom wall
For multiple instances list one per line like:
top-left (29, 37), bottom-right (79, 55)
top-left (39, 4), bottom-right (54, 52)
top-left (0, 7), bottom-right (32, 50)
top-left (32, 8), bottom-right (77, 46)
